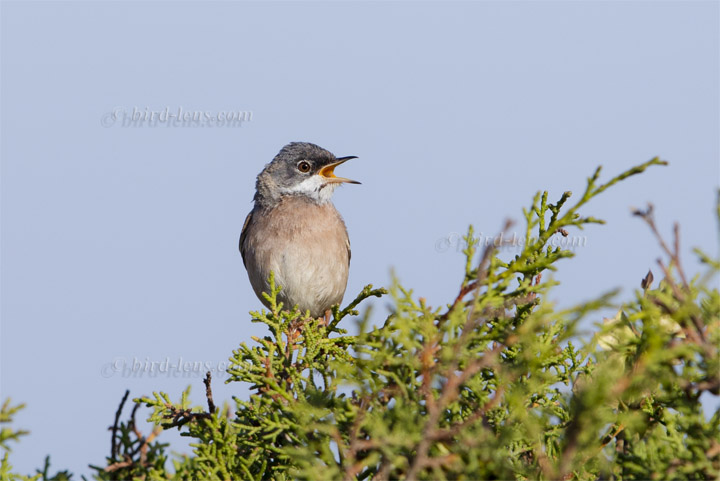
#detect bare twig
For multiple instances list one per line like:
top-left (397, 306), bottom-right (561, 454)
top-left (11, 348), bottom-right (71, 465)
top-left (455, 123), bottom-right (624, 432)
top-left (110, 390), bottom-right (130, 460)
top-left (204, 371), bottom-right (216, 414)
top-left (129, 402), bottom-right (141, 437)
top-left (634, 204), bottom-right (688, 287)
top-left (160, 403), bottom-right (211, 429)
top-left (104, 459), bottom-right (133, 473)
top-left (104, 393), bottom-right (163, 474)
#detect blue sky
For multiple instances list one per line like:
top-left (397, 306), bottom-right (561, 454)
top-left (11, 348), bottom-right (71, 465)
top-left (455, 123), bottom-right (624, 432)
top-left (1, 0), bottom-right (718, 476)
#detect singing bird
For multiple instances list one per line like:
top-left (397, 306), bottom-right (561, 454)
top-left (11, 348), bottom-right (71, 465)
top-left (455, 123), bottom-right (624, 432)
top-left (239, 142), bottom-right (360, 320)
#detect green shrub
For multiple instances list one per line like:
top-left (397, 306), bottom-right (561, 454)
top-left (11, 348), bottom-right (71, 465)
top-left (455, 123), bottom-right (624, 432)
top-left (3, 158), bottom-right (718, 480)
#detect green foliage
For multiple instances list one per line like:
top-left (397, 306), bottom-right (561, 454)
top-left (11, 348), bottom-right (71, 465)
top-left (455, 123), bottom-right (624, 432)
top-left (1, 401), bottom-right (72, 481)
top-left (1, 399), bottom-right (29, 452)
top-left (4, 158), bottom-right (719, 479)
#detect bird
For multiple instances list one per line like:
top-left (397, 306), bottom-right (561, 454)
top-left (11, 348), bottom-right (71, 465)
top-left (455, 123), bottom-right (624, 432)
top-left (239, 142), bottom-right (360, 321)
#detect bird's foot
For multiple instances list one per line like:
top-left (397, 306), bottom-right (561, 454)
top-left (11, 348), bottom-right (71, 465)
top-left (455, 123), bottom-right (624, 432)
top-left (321, 309), bottom-right (332, 327)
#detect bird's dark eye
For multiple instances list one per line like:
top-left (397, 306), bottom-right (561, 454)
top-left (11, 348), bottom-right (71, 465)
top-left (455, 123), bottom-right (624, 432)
top-left (297, 161), bottom-right (311, 173)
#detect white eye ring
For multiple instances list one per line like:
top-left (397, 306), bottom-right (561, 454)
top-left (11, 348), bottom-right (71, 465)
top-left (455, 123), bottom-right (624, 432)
top-left (297, 161), bottom-right (311, 173)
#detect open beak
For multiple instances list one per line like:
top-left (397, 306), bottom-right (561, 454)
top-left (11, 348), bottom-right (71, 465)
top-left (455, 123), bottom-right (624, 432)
top-left (318, 156), bottom-right (361, 184)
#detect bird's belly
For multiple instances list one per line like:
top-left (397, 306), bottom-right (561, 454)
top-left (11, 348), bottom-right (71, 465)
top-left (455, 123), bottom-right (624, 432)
top-left (275, 245), bottom-right (348, 317)
top-left (246, 209), bottom-right (350, 318)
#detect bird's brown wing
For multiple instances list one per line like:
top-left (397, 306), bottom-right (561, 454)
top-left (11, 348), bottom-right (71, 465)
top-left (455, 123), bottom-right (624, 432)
top-left (239, 211), bottom-right (253, 268)
top-left (346, 238), bottom-right (351, 264)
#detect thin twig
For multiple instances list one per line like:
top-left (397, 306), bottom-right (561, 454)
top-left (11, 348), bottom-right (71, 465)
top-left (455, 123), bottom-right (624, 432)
top-left (204, 371), bottom-right (216, 414)
top-left (160, 404), bottom-right (211, 429)
top-left (104, 459), bottom-right (133, 473)
top-left (110, 390), bottom-right (130, 460)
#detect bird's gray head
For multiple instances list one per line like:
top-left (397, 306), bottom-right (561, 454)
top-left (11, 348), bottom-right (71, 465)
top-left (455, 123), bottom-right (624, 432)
top-left (254, 142), bottom-right (359, 207)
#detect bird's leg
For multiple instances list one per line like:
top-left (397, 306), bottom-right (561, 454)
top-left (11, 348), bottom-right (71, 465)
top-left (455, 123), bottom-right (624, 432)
top-left (322, 309), bottom-right (332, 327)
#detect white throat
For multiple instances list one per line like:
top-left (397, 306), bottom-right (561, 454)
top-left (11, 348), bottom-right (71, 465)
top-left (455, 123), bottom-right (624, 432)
top-left (280, 175), bottom-right (338, 204)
